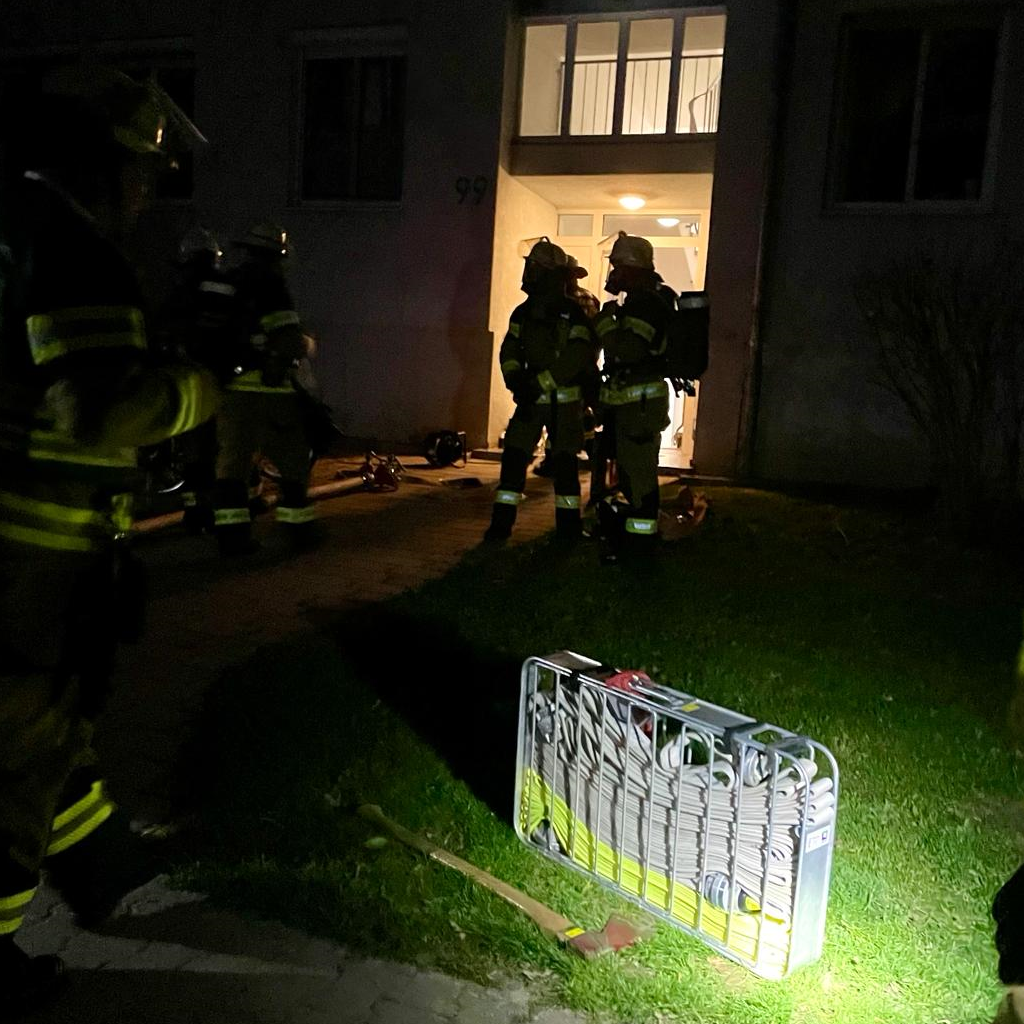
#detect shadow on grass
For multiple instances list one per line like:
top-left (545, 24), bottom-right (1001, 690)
top-left (315, 604), bottom-right (525, 821)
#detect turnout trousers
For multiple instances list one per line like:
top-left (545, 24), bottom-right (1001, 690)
top-left (0, 545), bottom-right (118, 938)
top-left (599, 381), bottom-right (670, 541)
top-left (489, 396), bottom-right (585, 539)
top-left (213, 389), bottom-right (314, 541)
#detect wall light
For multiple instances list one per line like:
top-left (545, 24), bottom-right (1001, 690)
top-left (657, 217), bottom-right (680, 227)
top-left (618, 195), bottom-right (646, 211)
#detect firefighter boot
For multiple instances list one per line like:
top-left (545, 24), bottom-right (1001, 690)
top-left (483, 502), bottom-right (517, 544)
top-left (46, 811), bottom-right (159, 930)
top-left (0, 936), bottom-right (65, 1017)
top-left (555, 507), bottom-right (582, 543)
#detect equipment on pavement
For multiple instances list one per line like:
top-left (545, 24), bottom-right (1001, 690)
top-left (515, 651), bottom-right (838, 979)
top-left (358, 804), bottom-right (645, 958)
top-left (423, 430), bottom-right (466, 468)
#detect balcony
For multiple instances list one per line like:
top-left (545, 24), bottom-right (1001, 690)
top-left (518, 13), bottom-right (725, 140)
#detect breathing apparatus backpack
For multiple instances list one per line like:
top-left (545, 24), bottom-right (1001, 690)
top-left (664, 290), bottom-right (710, 395)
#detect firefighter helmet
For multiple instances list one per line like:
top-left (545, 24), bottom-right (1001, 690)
top-left (609, 230), bottom-right (654, 270)
top-left (423, 430), bottom-right (465, 468)
top-left (238, 222), bottom-right (289, 257)
top-left (518, 236), bottom-right (567, 270)
top-left (41, 65), bottom-right (205, 158)
top-left (178, 225), bottom-right (221, 264)
top-left (566, 255), bottom-right (588, 279)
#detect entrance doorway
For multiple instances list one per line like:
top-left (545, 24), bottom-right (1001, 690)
top-left (487, 171), bottom-right (713, 469)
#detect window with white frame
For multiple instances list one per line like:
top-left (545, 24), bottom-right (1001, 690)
top-left (831, 9), bottom-right (1002, 204)
top-left (519, 11), bottom-right (726, 138)
top-left (298, 29), bottom-right (407, 201)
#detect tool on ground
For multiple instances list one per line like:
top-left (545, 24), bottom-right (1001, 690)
top-left (515, 652), bottom-right (838, 979)
top-left (357, 803), bottom-right (644, 958)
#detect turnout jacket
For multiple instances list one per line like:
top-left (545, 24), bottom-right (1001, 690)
top-left (593, 282), bottom-right (676, 389)
top-left (225, 260), bottom-right (309, 393)
top-left (0, 173), bottom-right (216, 553)
top-left (499, 295), bottom-right (596, 405)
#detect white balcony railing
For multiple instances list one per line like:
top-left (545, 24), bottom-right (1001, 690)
top-left (563, 54), bottom-right (721, 137)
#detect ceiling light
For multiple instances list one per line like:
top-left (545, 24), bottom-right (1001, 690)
top-left (618, 195), bottom-right (646, 211)
top-left (657, 217), bottom-right (680, 227)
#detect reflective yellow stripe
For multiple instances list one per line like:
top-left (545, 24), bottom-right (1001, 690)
top-left (0, 488), bottom-right (107, 527)
top-left (494, 490), bottom-right (522, 506)
top-left (0, 520), bottom-right (98, 552)
top-left (276, 504), bottom-right (315, 524)
top-left (0, 888), bottom-right (36, 935)
top-left (199, 280), bottom-right (235, 297)
top-left (260, 310), bottom-right (301, 332)
top-left (164, 366), bottom-right (213, 436)
top-left (47, 782), bottom-right (115, 856)
top-left (599, 380), bottom-right (669, 406)
top-left (537, 386), bottom-right (582, 405)
top-left (110, 493), bottom-right (133, 535)
top-left (508, 322), bottom-right (521, 338)
top-left (622, 315), bottom-right (656, 342)
top-left (625, 517), bottom-right (658, 535)
top-left (537, 370), bottom-right (557, 393)
top-left (555, 494), bottom-right (581, 509)
top-left (227, 370), bottom-right (294, 394)
top-left (569, 325), bottom-right (592, 342)
top-left (501, 359), bottom-right (522, 374)
top-left (51, 781), bottom-right (105, 832)
top-left (214, 507), bottom-right (251, 526)
top-left (29, 429), bottom-right (136, 468)
top-left (594, 316), bottom-right (617, 337)
top-left (27, 306), bottom-right (146, 366)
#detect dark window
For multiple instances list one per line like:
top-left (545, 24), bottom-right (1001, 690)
top-left (833, 14), bottom-right (1000, 203)
top-left (301, 54), bottom-right (406, 201)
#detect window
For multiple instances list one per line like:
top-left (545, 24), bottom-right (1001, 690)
top-left (832, 11), bottom-right (1001, 204)
top-left (519, 12), bottom-right (726, 139)
top-left (300, 52), bottom-right (406, 201)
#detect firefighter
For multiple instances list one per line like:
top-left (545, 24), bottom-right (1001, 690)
top-left (534, 254), bottom-right (599, 479)
top-left (485, 238), bottom-right (597, 543)
top-left (0, 66), bottom-right (217, 1012)
top-left (211, 222), bottom-right (316, 555)
top-left (592, 231), bottom-right (675, 557)
top-left (153, 226), bottom-right (241, 533)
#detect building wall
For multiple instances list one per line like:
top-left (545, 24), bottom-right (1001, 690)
top-left (4, 0), bottom-right (513, 448)
top-left (753, 0), bottom-right (1024, 489)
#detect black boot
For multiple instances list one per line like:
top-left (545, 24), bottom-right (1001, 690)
top-left (46, 811), bottom-right (160, 930)
top-left (0, 936), bottom-right (65, 1017)
top-left (483, 502), bottom-right (517, 543)
top-left (555, 507), bottom-right (582, 542)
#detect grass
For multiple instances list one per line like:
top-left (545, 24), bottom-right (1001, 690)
top-left (177, 487), bottom-right (1024, 1023)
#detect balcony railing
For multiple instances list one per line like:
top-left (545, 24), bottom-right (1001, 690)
top-left (558, 54), bottom-right (722, 137)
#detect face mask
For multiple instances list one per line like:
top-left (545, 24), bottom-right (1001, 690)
top-left (605, 266), bottom-right (627, 296)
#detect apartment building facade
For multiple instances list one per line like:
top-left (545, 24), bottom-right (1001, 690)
top-left (2, 0), bottom-right (1019, 489)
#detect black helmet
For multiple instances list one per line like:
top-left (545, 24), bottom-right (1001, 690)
top-left (423, 430), bottom-right (464, 468)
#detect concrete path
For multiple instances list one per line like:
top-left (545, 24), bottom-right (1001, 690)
top-left (16, 456), bottom-right (606, 1024)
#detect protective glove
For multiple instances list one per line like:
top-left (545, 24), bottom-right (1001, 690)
top-left (512, 376), bottom-right (542, 406)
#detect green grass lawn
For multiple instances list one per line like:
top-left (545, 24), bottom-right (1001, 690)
top-left (178, 487), bottom-right (1024, 1023)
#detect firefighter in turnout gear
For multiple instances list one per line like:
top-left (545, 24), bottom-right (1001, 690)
top-left (485, 238), bottom-right (597, 543)
top-left (0, 66), bottom-right (217, 1014)
top-left (592, 231), bottom-right (675, 556)
top-left (153, 226), bottom-right (241, 533)
top-left (533, 254), bottom-right (599, 479)
top-left (212, 222), bottom-right (316, 555)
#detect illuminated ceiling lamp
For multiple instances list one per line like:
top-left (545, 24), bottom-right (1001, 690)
top-left (618, 194), bottom-right (646, 211)
top-left (657, 217), bottom-right (680, 228)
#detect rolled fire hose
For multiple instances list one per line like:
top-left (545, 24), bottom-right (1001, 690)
top-left (527, 685), bottom-right (836, 935)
